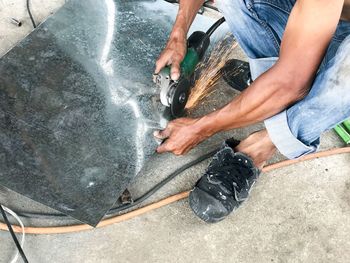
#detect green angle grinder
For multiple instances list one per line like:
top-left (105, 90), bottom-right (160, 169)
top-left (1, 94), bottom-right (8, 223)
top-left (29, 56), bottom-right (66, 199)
top-left (153, 17), bottom-right (226, 118)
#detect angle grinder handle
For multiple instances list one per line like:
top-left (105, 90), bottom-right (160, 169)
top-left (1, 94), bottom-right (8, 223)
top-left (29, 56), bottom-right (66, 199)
top-left (159, 31), bottom-right (210, 80)
top-left (180, 31), bottom-right (211, 78)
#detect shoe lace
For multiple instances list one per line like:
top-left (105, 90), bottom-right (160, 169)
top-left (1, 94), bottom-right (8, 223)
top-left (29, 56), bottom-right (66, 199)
top-left (207, 155), bottom-right (254, 194)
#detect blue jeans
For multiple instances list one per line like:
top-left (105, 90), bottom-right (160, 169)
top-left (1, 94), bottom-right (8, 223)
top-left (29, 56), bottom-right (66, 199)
top-left (217, 0), bottom-right (350, 159)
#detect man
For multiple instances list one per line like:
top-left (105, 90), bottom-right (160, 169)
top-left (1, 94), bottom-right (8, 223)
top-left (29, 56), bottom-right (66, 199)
top-left (154, 0), bottom-right (350, 223)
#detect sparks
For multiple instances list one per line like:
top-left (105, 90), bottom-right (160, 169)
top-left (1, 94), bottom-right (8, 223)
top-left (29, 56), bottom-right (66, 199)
top-left (186, 35), bottom-right (238, 110)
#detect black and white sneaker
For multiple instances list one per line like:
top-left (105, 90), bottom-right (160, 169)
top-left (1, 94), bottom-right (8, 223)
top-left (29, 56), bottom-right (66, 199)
top-left (189, 139), bottom-right (260, 223)
top-left (221, 59), bottom-right (252, 92)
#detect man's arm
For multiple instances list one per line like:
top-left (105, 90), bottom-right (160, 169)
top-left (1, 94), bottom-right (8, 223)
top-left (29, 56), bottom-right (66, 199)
top-left (154, 0), bottom-right (205, 80)
top-left (156, 0), bottom-right (344, 155)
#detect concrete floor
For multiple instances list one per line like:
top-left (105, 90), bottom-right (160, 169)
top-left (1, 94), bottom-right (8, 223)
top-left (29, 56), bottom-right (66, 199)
top-left (1, 1), bottom-right (350, 263)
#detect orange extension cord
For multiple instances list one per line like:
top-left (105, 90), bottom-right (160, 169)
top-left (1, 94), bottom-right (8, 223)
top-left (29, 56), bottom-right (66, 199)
top-left (1, 146), bottom-right (349, 235)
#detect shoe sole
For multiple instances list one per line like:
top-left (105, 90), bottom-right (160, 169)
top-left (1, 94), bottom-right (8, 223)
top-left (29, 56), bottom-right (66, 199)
top-left (189, 187), bottom-right (230, 223)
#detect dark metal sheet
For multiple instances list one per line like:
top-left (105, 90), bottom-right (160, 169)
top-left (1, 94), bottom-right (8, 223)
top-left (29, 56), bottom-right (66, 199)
top-left (0, 0), bottom-right (227, 225)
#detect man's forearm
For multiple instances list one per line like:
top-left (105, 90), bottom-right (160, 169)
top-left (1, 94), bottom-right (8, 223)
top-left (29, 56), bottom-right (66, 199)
top-left (170, 0), bottom-right (205, 37)
top-left (194, 63), bottom-right (305, 136)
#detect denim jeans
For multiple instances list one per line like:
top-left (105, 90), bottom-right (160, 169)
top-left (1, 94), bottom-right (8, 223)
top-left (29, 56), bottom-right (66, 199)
top-left (217, 0), bottom-right (350, 159)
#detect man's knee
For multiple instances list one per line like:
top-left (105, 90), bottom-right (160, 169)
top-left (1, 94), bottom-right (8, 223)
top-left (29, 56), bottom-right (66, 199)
top-left (217, 0), bottom-right (244, 12)
top-left (331, 37), bottom-right (350, 92)
top-left (291, 36), bottom-right (350, 117)
top-left (217, 0), bottom-right (250, 24)
top-left (318, 36), bottom-right (350, 110)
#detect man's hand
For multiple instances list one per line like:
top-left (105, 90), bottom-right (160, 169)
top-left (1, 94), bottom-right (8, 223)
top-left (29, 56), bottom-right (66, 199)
top-left (154, 117), bottom-right (210, 155)
top-left (154, 29), bottom-right (187, 81)
top-left (154, 0), bottom-right (205, 80)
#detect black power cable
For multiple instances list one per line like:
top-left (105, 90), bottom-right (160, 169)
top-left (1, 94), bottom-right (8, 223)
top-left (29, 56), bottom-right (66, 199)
top-left (206, 17), bottom-right (226, 37)
top-left (107, 148), bottom-right (219, 214)
top-left (203, 2), bottom-right (219, 12)
top-left (26, 0), bottom-right (37, 28)
top-left (0, 205), bottom-right (29, 263)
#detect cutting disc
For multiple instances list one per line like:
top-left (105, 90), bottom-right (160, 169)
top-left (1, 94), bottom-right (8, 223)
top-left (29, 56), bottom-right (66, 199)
top-left (169, 78), bottom-right (191, 118)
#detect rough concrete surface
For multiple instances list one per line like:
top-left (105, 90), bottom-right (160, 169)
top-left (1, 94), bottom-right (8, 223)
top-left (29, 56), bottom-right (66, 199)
top-left (1, 1), bottom-right (350, 263)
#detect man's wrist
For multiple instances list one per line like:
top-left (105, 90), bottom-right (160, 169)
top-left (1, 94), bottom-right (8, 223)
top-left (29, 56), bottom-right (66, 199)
top-left (193, 115), bottom-right (220, 138)
top-left (170, 26), bottom-right (186, 41)
top-left (171, 10), bottom-right (190, 37)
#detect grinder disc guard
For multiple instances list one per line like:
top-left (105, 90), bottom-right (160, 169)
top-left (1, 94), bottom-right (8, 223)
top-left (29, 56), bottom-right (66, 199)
top-left (169, 78), bottom-right (191, 117)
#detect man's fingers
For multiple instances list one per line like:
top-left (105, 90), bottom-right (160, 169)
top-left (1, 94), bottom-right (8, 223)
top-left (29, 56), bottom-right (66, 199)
top-left (154, 121), bottom-right (175, 140)
top-left (157, 142), bottom-right (187, 155)
top-left (154, 59), bottom-right (166, 74)
top-left (155, 53), bottom-right (182, 81)
top-left (155, 52), bottom-right (172, 74)
top-left (170, 61), bottom-right (181, 81)
top-left (153, 129), bottom-right (171, 140)
top-left (156, 141), bottom-right (172, 153)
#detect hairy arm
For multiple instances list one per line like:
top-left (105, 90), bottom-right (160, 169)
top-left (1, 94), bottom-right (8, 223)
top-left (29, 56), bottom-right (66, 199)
top-left (157, 0), bottom-right (344, 154)
top-left (154, 0), bottom-right (205, 80)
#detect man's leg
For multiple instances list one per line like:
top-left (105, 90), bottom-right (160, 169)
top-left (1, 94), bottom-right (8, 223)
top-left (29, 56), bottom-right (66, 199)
top-left (189, 0), bottom-right (296, 223)
top-left (188, 0), bottom-right (350, 223)
top-left (216, 0), bottom-right (295, 167)
top-left (265, 33), bottom-right (350, 159)
top-left (217, 0), bottom-right (295, 78)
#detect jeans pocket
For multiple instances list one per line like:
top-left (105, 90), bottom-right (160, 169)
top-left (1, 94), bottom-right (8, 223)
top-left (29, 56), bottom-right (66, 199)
top-left (249, 57), bottom-right (278, 80)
